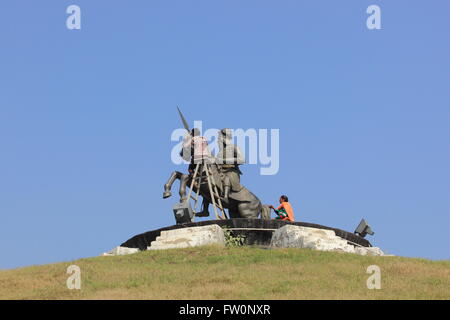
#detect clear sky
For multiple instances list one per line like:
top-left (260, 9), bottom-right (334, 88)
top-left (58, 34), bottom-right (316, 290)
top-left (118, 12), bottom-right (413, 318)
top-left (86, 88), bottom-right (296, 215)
top-left (1, 1), bottom-right (449, 269)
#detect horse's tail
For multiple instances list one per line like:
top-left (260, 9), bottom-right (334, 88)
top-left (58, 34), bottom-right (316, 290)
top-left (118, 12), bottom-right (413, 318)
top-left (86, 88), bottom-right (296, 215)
top-left (260, 204), bottom-right (271, 220)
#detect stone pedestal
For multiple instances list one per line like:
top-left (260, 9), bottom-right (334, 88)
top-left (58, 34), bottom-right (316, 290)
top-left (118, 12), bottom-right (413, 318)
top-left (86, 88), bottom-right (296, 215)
top-left (148, 224), bottom-right (226, 250)
top-left (102, 246), bottom-right (140, 256)
top-left (270, 225), bottom-right (385, 256)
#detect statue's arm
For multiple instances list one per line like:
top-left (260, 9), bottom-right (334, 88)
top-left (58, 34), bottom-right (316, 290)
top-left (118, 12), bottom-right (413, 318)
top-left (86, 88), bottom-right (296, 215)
top-left (180, 135), bottom-right (192, 161)
top-left (234, 145), bottom-right (245, 164)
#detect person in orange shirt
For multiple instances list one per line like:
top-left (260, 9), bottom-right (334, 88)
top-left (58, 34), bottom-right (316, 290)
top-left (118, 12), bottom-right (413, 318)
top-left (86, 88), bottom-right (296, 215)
top-left (269, 195), bottom-right (295, 222)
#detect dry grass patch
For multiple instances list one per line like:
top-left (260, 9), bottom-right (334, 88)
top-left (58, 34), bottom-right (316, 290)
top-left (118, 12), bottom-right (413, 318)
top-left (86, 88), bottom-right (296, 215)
top-left (0, 246), bottom-right (449, 300)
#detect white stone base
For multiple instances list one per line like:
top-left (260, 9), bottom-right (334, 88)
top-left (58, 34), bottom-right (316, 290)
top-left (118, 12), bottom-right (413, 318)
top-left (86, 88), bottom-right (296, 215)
top-left (270, 225), bottom-right (384, 256)
top-left (101, 246), bottom-right (139, 256)
top-left (148, 224), bottom-right (226, 250)
top-left (354, 246), bottom-right (386, 256)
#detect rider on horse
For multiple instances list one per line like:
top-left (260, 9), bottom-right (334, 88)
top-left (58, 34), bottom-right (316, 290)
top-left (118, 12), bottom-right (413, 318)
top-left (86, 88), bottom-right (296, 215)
top-left (215, 128), bottom-right (245, 204)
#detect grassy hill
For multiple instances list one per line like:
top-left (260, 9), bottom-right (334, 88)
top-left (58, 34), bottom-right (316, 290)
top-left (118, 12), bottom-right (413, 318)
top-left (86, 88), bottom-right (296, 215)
top-left (1, 246), bottom-right (449, 300)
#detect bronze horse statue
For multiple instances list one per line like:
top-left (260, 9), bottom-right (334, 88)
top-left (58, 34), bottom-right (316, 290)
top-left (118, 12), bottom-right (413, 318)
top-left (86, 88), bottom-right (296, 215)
top-left (163, 161), bottom-right (270, 220)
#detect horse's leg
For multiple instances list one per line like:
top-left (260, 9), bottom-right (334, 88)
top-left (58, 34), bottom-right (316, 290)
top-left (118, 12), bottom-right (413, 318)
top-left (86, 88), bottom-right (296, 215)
top-left (163, 171), bottom-right (183, 199)
top-left (227, 202), bottom-right (241, 219)
top-left (261, 204), bottom-right (271, 220)
top-left (179, 174), bottom-right (190, 202)
top-left (195, 199), bottom-right (210, 217)
top-left (222, 174), bottom-right (231, 202)
top-left (237, 200), bottom-right (261, 219)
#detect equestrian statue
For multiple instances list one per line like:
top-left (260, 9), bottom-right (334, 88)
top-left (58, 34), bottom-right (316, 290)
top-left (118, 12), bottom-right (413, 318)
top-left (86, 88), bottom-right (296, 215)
top-left (162, 108), bottom-right (271, 221)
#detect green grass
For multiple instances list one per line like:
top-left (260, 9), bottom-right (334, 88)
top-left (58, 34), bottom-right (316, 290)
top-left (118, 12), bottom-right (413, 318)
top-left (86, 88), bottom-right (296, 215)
top-left (0, 246), bottom-right (449, 299)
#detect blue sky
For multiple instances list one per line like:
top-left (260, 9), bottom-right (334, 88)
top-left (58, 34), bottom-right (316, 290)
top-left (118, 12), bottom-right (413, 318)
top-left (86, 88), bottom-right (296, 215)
top-left (1, 1), bottom-right (449, 269)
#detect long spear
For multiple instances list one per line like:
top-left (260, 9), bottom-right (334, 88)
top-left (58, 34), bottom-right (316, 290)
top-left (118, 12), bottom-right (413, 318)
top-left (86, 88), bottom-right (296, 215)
top-left (177, 106), bottom-right (190, 133)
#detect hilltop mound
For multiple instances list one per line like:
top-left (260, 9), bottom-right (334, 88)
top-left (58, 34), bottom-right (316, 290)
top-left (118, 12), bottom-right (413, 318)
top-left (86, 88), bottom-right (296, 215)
top-left (0, 246), bottom-right (449, 299)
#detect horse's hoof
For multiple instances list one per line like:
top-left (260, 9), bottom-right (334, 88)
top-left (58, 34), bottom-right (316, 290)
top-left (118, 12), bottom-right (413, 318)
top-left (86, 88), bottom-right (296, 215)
top-left (163, 191), bottom-right (172, 199)
top-left (195, 211), bottom-right (210, 217)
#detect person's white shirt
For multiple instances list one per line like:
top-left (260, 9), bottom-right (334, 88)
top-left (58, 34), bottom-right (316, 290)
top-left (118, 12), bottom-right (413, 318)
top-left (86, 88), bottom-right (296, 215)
top-left (182, 134), bottom-right (211, 163)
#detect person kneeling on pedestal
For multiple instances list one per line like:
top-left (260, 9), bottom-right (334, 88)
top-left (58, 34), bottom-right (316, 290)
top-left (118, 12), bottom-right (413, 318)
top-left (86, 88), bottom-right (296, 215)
top-left (269, 195), bottom-right (295, 222)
